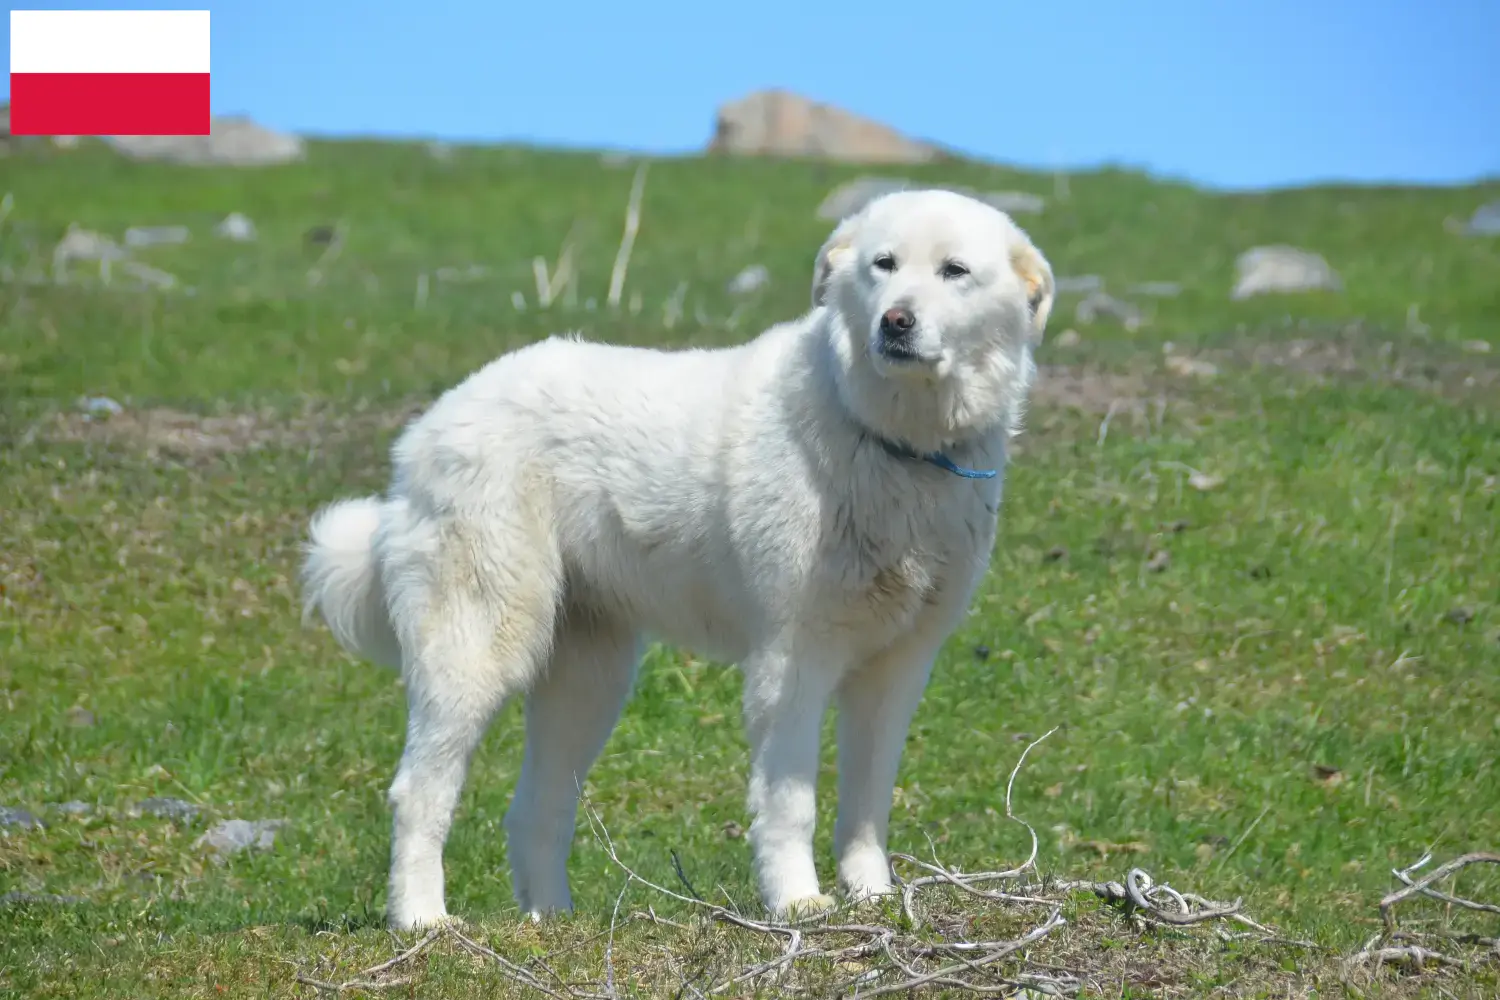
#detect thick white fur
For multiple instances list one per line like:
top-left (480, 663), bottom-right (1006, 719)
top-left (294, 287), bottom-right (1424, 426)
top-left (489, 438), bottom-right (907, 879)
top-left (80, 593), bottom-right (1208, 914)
top-left (301, 189), bottom-right (1055, 930)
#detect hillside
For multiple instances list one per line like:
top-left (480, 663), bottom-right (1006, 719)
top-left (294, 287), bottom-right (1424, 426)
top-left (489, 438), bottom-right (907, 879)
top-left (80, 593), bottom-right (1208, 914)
top-left (1, 138), bottom-right (1497, 998)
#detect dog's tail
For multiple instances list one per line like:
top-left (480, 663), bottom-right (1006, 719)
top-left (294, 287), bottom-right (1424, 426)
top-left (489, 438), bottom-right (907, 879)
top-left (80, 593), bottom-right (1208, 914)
top-left (300, 497), bottom-right (403, 669)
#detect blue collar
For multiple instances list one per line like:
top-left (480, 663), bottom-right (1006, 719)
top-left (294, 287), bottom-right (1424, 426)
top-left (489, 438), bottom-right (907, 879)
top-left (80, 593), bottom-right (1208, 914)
top-left (876, 436), bottom-right (998, 480)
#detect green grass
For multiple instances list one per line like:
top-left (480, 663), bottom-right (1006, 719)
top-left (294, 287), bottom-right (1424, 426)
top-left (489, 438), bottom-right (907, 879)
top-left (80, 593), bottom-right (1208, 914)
top-left (1, 138), bottom-right (1498, 997)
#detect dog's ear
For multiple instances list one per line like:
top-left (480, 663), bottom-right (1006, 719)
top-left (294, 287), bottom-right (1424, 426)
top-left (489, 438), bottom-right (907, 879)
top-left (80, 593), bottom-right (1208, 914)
top-left (1009, 241), bottom-right (1055, 343)
top-left (811, 215), bottom-right (860, 309)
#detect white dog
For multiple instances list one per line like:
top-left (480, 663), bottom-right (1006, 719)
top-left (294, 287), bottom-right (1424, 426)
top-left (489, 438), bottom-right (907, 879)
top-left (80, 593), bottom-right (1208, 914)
top-left (301, 189), bottom-right (1054, 930)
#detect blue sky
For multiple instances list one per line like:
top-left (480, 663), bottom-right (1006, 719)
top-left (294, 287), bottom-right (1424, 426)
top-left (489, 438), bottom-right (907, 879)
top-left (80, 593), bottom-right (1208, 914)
top-left (5, 1), bottom-right (1498, 189)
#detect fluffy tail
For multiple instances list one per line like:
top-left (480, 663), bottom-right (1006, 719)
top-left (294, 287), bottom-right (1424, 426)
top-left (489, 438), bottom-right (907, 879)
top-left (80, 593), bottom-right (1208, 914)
top-left (300, 497), bottom-right (403, 668)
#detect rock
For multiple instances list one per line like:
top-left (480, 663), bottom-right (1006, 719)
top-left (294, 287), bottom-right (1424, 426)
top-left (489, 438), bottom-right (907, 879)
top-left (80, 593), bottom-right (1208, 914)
top-left (1075, 291), bottom-right (1143, 331)
top-left (979, 191), bottom-right (1046, 215)
top-left (1054, 275), bottom-right (1104, 295)
top-left (104, 116), bottom-right (304, 167)
top-left (53, 225), bottom-right (127, 282)
top-left (727, 264), bottom-right (770, 295)
top-left (0, 806), bottom-right (42, 830)
top-left (1053, 328), bottom-right (1082, 348)
top-left (53, 801), bottom-right (92, 816)
top-left (77, 396), bottom-right (123, 420)
top-left (124, 226), bottom-right (190, 248)
top-left (1188, 470), bottom-right (1225, 491)
top-left (711, 90), bottom-right (943, 165)
top-left (215, 212), bottom-right (257, 242)
top-left (1231, 245), bottom-right (1341, 299)
top-left (1130, 281), bottom-right (1182, 298)
top-left (1165, 353), bottom-right (1219, 378)
top-left (816, 177), bottom-right (912, 219)
top-left (195, 819), bottom-right (285, 861)
top-left (816, 176), bottom-right (1043, 221)
top-left (1464, 201), bottom-right (1500, 236)
top-left (65, 705), bottom-right (96, 727)
top-left (132, 797), bottom-right (199, 822)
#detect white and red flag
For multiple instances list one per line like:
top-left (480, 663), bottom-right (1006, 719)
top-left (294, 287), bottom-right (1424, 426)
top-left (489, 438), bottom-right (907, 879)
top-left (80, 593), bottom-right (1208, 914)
top-left (9, 9), bottom-right (211, 136)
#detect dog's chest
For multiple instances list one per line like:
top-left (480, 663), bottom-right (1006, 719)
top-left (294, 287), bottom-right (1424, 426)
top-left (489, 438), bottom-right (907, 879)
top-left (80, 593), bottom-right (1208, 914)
top-left (821, 481), bottom-right (995, 635)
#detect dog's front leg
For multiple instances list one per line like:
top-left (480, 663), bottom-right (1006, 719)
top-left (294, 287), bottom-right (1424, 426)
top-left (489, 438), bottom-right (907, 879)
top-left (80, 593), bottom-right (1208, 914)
top-left (740, 647), bottom-right (841, 917)
top-left (833, 637), bottom-right (939, 901)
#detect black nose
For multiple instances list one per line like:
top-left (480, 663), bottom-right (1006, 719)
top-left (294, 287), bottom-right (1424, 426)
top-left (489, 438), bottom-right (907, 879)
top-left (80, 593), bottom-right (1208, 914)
top-left (880, 306), bottom-right (916, 337)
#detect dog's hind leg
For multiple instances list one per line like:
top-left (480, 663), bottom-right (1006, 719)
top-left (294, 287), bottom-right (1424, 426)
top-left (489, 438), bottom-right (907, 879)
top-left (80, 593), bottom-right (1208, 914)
top-left (384, 520), bottom-right (562, 931)
top-left (506, 607), bottom-right (639, 920)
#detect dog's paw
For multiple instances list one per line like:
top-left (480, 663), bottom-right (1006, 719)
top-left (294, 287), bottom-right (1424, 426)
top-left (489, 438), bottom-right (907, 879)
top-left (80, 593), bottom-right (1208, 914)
top-left (523, 906), bottom-right (574, 924)
top-left (780, 893), bottom-right (838, 919)
top-left (842, 883), bottom-right (898, 907)
top-left (390, 911), bottom-right (464, 934)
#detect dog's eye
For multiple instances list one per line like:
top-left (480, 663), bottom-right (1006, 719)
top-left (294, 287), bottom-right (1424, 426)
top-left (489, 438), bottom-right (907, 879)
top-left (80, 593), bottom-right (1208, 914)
top-left (941, 260), bottom-right (970, 280)
top-left (872, 253), bottom-right (897, 273)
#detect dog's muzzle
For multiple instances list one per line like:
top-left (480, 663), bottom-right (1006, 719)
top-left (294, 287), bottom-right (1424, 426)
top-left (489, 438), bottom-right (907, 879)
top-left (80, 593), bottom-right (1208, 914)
top-left (877, 306), bottom-right (922, 361)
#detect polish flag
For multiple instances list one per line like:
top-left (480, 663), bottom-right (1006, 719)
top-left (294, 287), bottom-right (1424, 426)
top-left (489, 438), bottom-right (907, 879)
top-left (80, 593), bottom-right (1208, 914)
top-left (9, 10), bottom-right (211, 136)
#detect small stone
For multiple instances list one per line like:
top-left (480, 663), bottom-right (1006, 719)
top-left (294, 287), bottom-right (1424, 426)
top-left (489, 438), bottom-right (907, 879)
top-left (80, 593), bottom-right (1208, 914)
top-left (1165, 354), bottom-right (1218, 378)
top-left (979, 190), bottom-right (1045, 215)
top-left (77, 396), bottom-right (123, 420)
top-left (727, 264), bottom-right (770, 295)
top-left (0, 807), bottom-right (42, 830)
top-left (65, 705), bottom-right (96, 727)
top-left (973, 645), bottom-right (992, 660)
top-left (1075, 291), bottom-right (1143, 331)
top-left (124, 226), bottom-right (190, 248)
top-left (132, 797), bottom-right (200, 822)
top-left (722, 821), bottom-right (744, 840)
top-left (1054, 275), bottom-right (1103, 294)
top-left (815, 176), bottom-right (1043, 221)
top-left (195, 818), bottom-right (285, 861)
top-left (1145, 550), bottom-right (1171, 573)
top-left (1461, 339), bottom-right (1492, 354)
top-left (1053, 328), bottom-right (1082, 348)
top-left (1444, 607), bottom-right (1474, 625)
top-left (1044, 546), bottom-right (1068, 562)
top-left (1231, 245), bottom-right (1341, 299)
top-left (214, 212), bottom-right (257, 242)
top-left (1188, 471), bottom-right (1224, 491)
top-left (1463, 201), bottom-right (1500, 237)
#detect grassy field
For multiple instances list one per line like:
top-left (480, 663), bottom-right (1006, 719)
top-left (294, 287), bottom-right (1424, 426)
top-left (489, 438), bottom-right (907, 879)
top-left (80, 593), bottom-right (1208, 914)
top-left (1, 138), bottom-right (1498, 997)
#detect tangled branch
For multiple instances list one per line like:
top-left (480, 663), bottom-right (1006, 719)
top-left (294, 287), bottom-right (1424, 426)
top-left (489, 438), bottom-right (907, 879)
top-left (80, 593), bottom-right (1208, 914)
top-left (1341, 851), bottom-right (1500, 980)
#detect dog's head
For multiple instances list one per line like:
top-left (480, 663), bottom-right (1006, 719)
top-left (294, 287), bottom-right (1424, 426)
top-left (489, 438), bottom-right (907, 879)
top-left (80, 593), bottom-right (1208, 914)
top-left (811, 189), bottom-right (1054, 445)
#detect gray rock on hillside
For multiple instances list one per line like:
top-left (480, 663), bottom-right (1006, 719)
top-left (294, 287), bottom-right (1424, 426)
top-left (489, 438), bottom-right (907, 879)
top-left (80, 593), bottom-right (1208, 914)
top-left (817, 176), bottom-right (1044, 221)
top-left (1231, 245), bottom-right (1341, 299)
top-left (1464, 201), bottom-right (1500, 236)
top-left (196, 819), bottom-right (285, 862)
top-left (710, 90), bottom-right (943, 165)
top-left (105, 116), bottom-right (304, 167)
